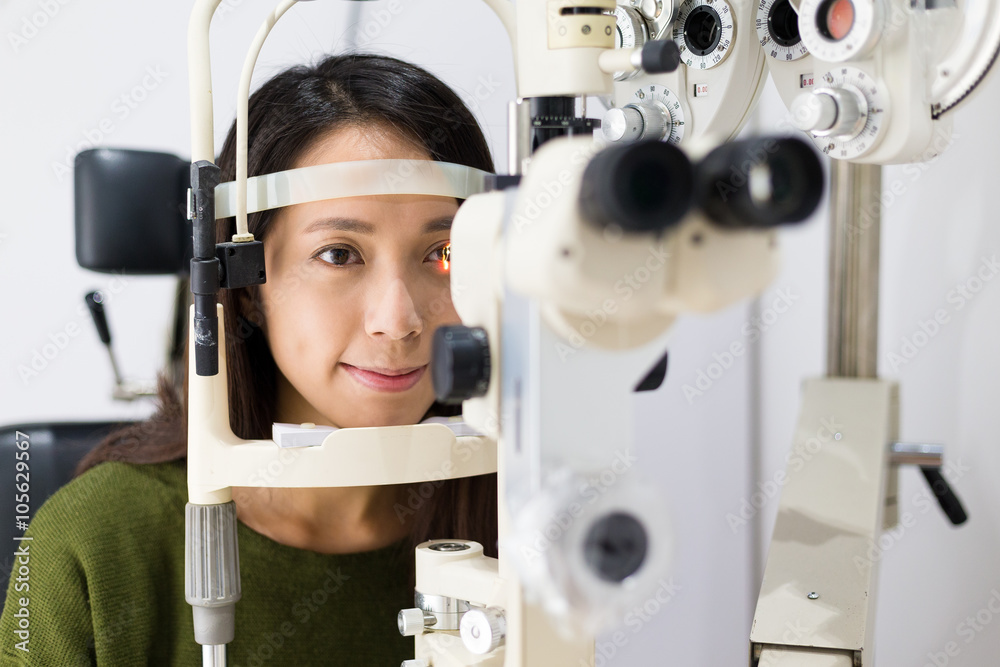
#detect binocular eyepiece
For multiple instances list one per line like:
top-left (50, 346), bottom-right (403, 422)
top-left (578, 136), bottom-right (824, 234)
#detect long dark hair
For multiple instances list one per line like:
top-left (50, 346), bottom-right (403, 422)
top-left (75, 53), bottom-right (499, 564)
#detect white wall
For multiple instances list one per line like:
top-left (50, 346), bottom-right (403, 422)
top-left (3, 0), bottom-right (996, 664)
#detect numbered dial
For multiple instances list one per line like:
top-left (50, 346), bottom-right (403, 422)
top-left (603, 85), bottom-right (686, 144)
top-left (791, 67), bottom-right (887, 160)
top-left (673, 0), bottom-right (735, 70)
top-left (798, 0), bottom-right (884, 63)
top-left (756, 0), bottom-right (809, 61)
top-left (614, 6), bottom-right (651, 80)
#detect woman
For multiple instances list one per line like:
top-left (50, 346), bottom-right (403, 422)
top-left (0, 53), bottom-right (498, 666)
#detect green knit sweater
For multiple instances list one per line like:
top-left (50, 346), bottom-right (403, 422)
top-left (0, 460), bottom-right (416, 666)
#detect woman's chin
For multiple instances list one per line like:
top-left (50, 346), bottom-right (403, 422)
top-left (327, 408), bottom-right (428, 429)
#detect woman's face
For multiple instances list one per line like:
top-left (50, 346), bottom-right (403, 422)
top-left (256, 124), bottom-right (461, 428)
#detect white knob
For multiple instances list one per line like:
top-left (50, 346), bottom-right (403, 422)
top-left (460, 607), bottom-right (506, 655)
top-left (790, 92), bottom-right (838, 133)
top-left (398, 608), bottom-right (433, 637)
top-left (791, 88), bottom-right (864, 138)
top-left (401, 661), bottom-right (428, 667)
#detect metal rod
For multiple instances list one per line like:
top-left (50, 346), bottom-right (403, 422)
top-left (202, 644), bottom-right (225, 667)
top-left (104, 346), bottom-right (124, 385)
top-left (889, 442), bottom-right (944, 467)
top-left (508, 98), bottom-right (531, 176)
top-left (826, 161), bottom-right (882, 378)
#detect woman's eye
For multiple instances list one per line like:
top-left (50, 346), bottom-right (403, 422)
top-left (316, 245), bottom-right (361, 267)
top-left (429, 242), bottom-right (451, 271)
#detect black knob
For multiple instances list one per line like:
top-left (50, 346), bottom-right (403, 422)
top-left (695, 136), bottom-right (824, 229)
top-left (583, 511), bottom-right (648, 583)
top-left (920, 467), bottom-right (968, 526)
top-left (85, 291), bottom-right (112, 345)
top-left (578, 140), bottom-right (694, 235)
top-left (432, 325), bottom-right (491, 404)
top-left (641, 40), bottom-right (681, 74)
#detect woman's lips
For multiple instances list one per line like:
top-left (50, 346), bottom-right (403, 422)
top-left (341, 363), bottom-right (426, 392)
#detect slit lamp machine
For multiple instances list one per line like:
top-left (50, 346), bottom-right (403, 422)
top-left (172, 0), bottom-right (1000, 665)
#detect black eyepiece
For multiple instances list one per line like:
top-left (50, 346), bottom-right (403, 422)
top-left (695, 137), bottom-right (824, 229)
top-left (578, 140), bottom-right (695, 235)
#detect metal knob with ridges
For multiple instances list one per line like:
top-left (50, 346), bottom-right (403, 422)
top-left (185, 501), bottom-right (242, 646)
top-left (398, 608), bottom-right (436, 637)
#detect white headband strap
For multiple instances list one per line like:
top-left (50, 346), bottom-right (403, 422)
top-left (214, 159), bottom-right (490, 220)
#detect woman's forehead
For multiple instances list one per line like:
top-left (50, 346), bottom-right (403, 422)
top-left (294, 124), bottom-right (429, 168)
top-left (274, 194), bottom-right (458, 241)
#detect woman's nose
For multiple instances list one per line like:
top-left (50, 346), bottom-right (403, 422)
top-left (365, 275), bottom-right (423, 340)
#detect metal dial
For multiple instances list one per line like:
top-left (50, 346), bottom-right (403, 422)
top-left (673, 0), bottom-right (735, 70)
top-left (793, 66), bottom-right (888, 160)
top-left (614, 6), bottom-right (651, 80)
top-left (798, 0), bottom-right (884, 63)
top-left (603, 84), bottom-right (686, 144)
top-left (756, 0), bottom-right (809, 61)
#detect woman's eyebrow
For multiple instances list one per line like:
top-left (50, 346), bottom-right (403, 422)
top-left (421, 216), bottom-right (454, 234)
top-left (304, 217), bottom-right (376, 235)
top-left (303, 216), bottom-right (454, 235)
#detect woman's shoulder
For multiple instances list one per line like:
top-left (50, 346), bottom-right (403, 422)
top-left (26, 459), bottom-right (187, 547)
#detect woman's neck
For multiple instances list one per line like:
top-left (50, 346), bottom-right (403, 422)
top-left (231, 483), bottom-right (411, 554)
top-left (235, 372), bottom-right (416, 553)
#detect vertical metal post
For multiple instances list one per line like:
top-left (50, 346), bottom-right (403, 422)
top-left (826, 161), bottom-right (882, 378)
top-left (508, 99), bottom-right (532, 176)
top-left (203, 645), bottom-right (226, 666)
